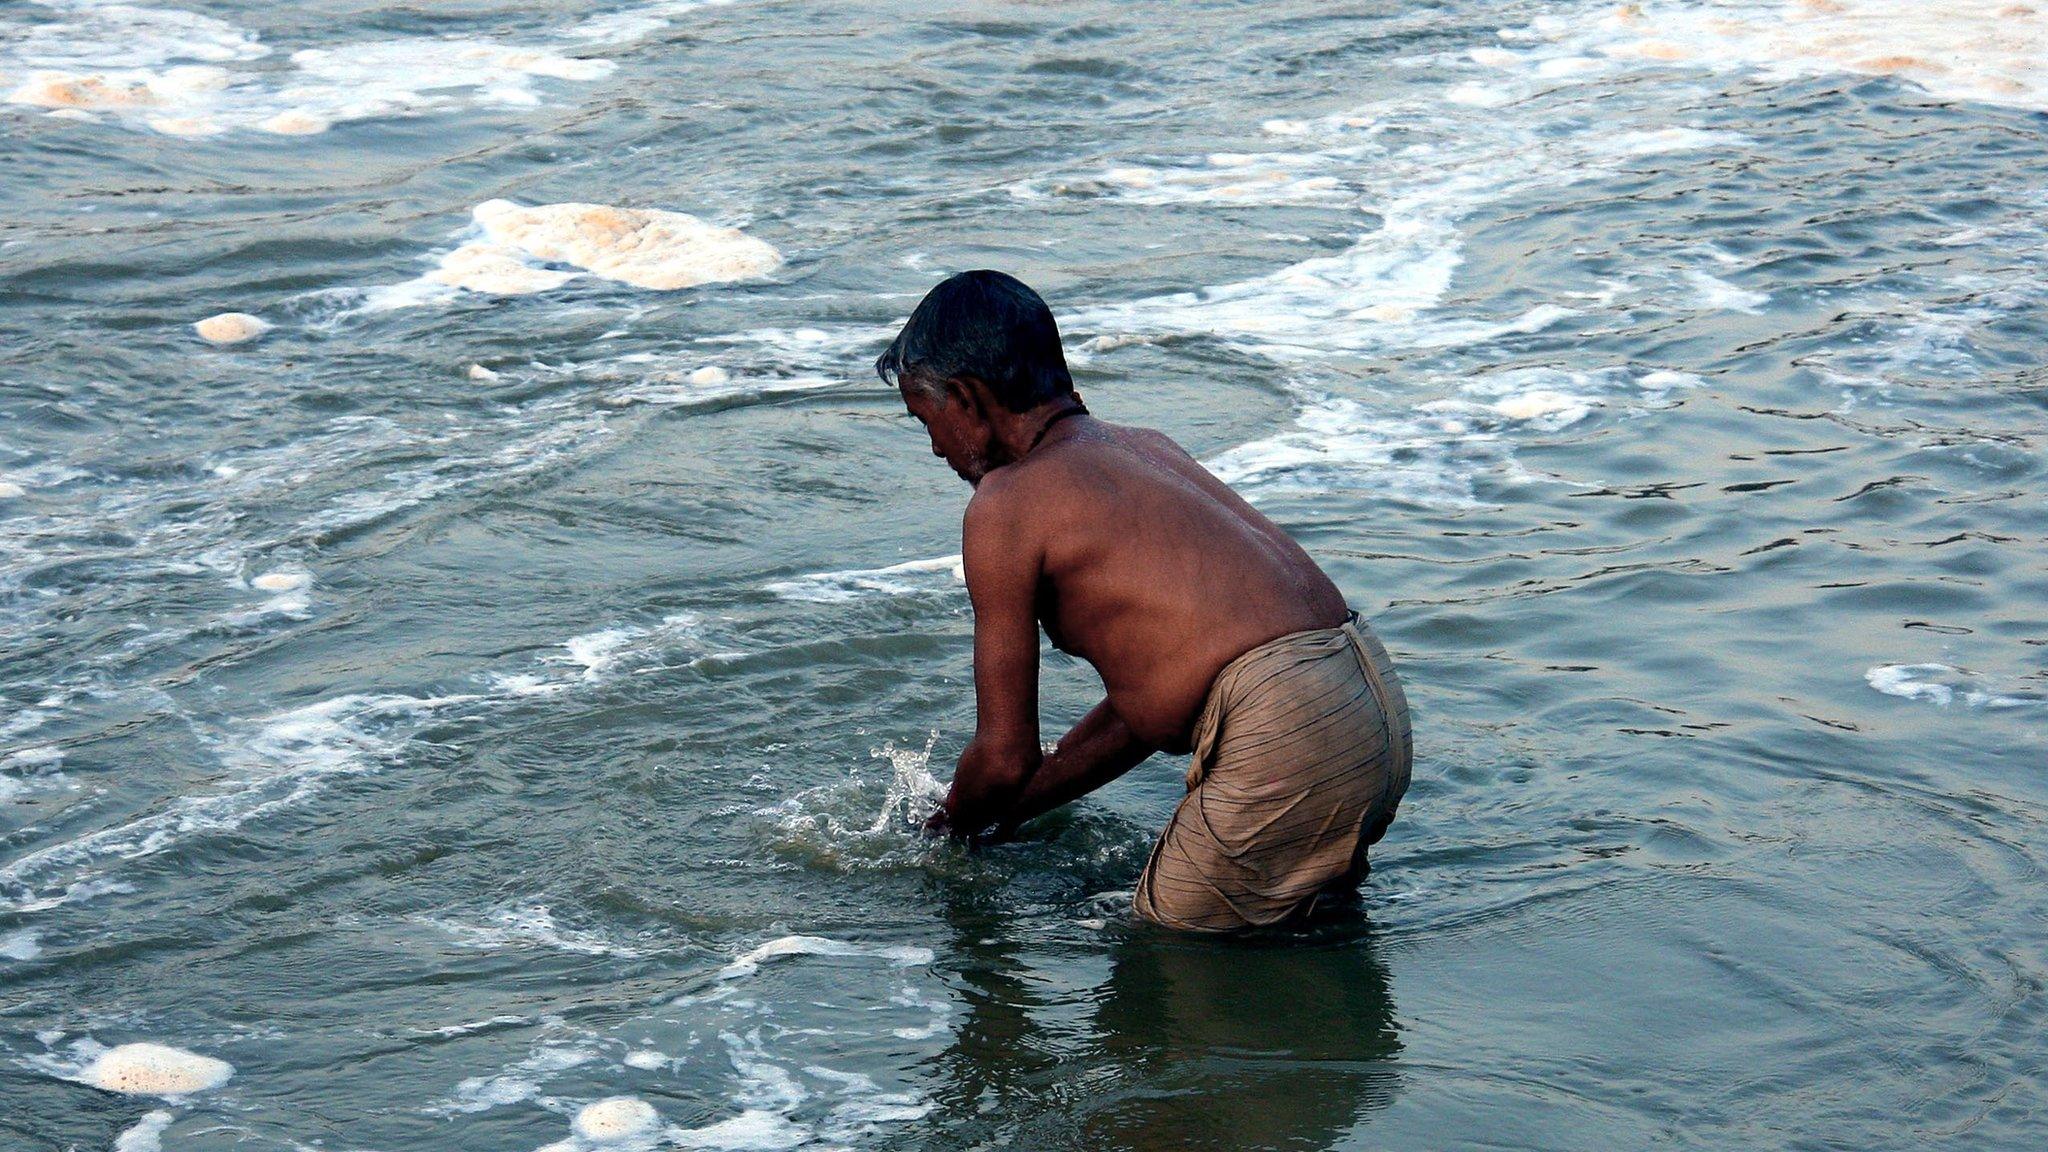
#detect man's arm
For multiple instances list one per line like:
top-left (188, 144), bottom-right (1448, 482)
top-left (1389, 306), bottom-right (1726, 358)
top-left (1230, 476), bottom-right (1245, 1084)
top-left (934, 484), bottom-right (1043, 839)
top-left (989, 698), bottom-right (1154, 839)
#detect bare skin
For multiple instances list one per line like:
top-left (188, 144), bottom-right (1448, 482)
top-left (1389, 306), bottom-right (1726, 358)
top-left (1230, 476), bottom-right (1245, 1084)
top-left (902, 371), bottom-right (1348, 841)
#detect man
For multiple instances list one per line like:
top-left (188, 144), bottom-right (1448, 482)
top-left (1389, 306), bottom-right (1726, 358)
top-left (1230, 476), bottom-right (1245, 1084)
top-left (878, 270), bottom-right (1411, 932)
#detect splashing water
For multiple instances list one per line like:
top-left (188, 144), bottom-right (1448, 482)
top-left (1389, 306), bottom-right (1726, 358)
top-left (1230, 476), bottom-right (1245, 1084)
top-left (756, 735), bottom-right (947, 869)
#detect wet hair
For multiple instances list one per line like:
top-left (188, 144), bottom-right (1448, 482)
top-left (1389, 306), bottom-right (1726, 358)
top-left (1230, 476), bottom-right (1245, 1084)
top-left (875, 270), bottom-right (1075, 413)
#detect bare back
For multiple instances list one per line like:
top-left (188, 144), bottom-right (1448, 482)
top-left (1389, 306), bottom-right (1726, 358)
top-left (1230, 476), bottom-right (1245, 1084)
top-left (968, 417), bottom-right (1347, 753)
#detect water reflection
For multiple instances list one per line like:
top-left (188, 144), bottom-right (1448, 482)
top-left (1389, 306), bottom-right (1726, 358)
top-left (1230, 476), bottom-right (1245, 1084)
top-left (923, 899), bottom-right (1403, 1150)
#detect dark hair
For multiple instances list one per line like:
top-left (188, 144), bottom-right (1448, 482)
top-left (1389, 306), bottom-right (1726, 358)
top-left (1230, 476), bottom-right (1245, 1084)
top-left (875, 270), bottom-right (1075, 413)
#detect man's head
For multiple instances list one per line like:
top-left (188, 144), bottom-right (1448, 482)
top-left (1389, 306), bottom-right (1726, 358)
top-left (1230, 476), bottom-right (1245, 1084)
top-left (876, 270), bottom-right (1076, 485)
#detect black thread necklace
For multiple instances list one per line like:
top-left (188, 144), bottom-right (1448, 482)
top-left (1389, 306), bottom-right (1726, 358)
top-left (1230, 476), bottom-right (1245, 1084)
top-left (1025, 402), bottom-right (1089, 457)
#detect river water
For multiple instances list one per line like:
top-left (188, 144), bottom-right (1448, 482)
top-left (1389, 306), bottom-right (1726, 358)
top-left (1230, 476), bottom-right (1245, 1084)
top-left (3, 1), bottom-right (2045, 1148)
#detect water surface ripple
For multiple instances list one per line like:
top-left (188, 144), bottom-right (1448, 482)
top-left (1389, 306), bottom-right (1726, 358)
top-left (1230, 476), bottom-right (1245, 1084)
top-left (3, 1), bottom-right (2045, 1149)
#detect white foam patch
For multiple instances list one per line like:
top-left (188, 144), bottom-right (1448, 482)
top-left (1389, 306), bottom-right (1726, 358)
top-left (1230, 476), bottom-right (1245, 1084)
top-left (567, 0), bottom-right (739, 44)
top-left (248, 569), bottom-right (309, 593)
top-left (227, 566), bottom-right (314, 621)
top-left (1593, 126), bottom-right (1750, 155)
top-left (424, 904), bottom-right (651, 958)
top-left (714, 936), bottom-right (936, 983)
top-left (1805, 289), bottom-right (2031, 399)
top-left (764, 556), bottom-right (963, 603)
top-left (1508, 0), bottom-right (2048, 114)
top-left (0, 927), bottom-right (41, 960)
top-left (1, 1), bottom-right (745, 137)
top-left (669, 1110), bottom-right (808, 1150)
top-left (1443, 81), bottom-right (1512, 106)
top-left (113, 1109), bottom-right (175, 1152)
top-left (697, 324), bottom-right (898, 358)
top-left (0, 480), bottom-right (26, 499)
top-left (556, 323), bottom-right (896, 408)
top-left (887, 984), bottom-right (954, 1042)
top-left (0, 6), bottom-right (257, 136)
top-left (363, 200), bottom-right (781, 306)
top-left (1207, 366), bottom-right (1699, 505)
top-left (442, 1038), bottom-right (599, 1115)
top-left (1040, 116), bottom-right (1695, 358)
top-left (0, 606), bottom-right (712, 910)
top-left (293, 405), bottom-right (611, 537)
top-left (558, 612), bottom-right (703, 683)
top-left (193, 312), bottom-right (269, 344)
top-left (456, 945), bottom-right (938, 1148)
top-left (573, 1096), bottom-right (661, 1143)
top-left (79, 1042), bottom-right (234, 1096)
top-left (1865, 664), bottom-right (2041, 710)
top-left (1015, 14), bottom-right (1786, 363)
top-left (1, 5), bottom-right (262, 71)
top-left (0, 692), bottom-right (475, 913)
top-left (1684, 269), bottom-right (1770, 313)
top-left (590, 360), bottom-right (842, 410)
top-left (426, 1015), bottom-right (530, 1039)
top-left (0, 394), bottom-right (621, 684)
top-left (1, 746), bottom-right (73, 805)
top-left (1071, 209), bottom-right (1575, 359)
top-left (1017, 155), bottom-right (1352, 207)
top-left (1049, 85), bottom-right (1737, 358)
top-left (657, 1030), bottom-right (811, 1149)
top-left (825, 1096), bottom-right (936, 1136)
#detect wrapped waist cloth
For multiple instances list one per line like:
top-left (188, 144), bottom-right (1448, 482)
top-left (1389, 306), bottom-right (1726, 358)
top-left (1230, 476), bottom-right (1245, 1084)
top-left (1134, 611), bottom-right (1411, 932)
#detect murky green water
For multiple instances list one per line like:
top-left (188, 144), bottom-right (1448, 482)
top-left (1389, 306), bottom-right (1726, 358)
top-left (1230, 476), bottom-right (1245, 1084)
top-left (4, 1), bottom-right (2046, 1148)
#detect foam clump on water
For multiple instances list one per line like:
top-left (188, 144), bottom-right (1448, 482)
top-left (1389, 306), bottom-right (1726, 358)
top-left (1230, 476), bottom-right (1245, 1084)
top-left (249, 570), bottom-right (310, 593)
top-left (1866, 664), bottom-right (2039, 709)
top-left (764, 555), bottom-right (964, 603)
top-left (0, 3), bottom-right (257, 132)
top-left (426, 200), bottom-right (783, 296)
top-left (423, 902), bottom-right (651, 958)
top-left (258, 110), bottom-right (329, 135)
top-left (83, 1042), bottom-right (234, 1096)
top-left (0, 928), bottom-right (42, 959)
top-left (1489, 390), bottom-right (1593, 422)
top-left (1207, 367), bottom-right (1700, 506)
top-left (1684, 269), bottom-right (1770, 313)
top-left (716, 935), bottom-right (936, 983)
top-left (9, 70), bottom-right (188, 111)
top-left (113, 1110), bottom-right (176, 1152)
top-left (194, 312), bottom-right (270, 344)
top-left (1511, 0), bottom-right (2048, 113)
top-left (571, 1096), bottom-right (661, 1142)
top-left (427, 239), bottom-right (579, 296)
top-left (0, 2), bottom-right (667, 138)
top-left (670, 1110), bottom-right (808, 1149)
top-left (0, 481), bottom-right (26, 499)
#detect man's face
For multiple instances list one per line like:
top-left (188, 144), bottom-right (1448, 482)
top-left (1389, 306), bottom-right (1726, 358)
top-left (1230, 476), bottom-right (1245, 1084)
top-left (900, 378), bottom-right (994, 486)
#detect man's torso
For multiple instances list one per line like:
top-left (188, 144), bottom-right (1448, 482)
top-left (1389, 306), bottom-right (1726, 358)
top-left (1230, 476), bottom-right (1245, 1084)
top-left (979, 417), bottom-right (1348, 752)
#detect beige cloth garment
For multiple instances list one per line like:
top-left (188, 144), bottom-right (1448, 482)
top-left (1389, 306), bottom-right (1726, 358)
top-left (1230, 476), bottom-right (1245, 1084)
top-left (1133, 611), bottom-right (1411, 932)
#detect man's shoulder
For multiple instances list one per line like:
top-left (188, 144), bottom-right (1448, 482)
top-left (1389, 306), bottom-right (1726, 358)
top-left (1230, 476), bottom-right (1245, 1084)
top-left (995, 421), bottom-right (1188, 504)
top-left (963, 466), bottom-right (1033, 535)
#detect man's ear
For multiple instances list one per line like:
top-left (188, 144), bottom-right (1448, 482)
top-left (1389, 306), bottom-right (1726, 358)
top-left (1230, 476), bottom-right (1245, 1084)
top-left (946, 374), bottom-right (991, 420)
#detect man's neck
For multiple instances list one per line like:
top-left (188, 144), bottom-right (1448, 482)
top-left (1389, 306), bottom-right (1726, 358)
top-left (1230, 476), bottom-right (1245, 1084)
top-left (992, 398), bottom-right (1089, 465)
